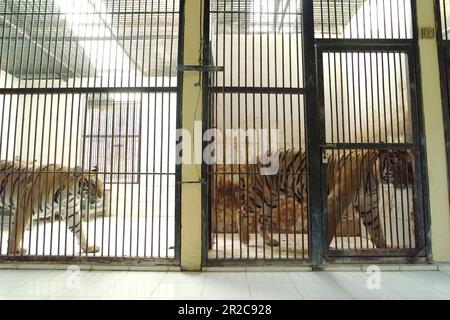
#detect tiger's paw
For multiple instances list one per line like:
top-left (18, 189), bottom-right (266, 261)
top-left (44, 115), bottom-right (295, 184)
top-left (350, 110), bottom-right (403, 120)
top-left (265, 239), bottom-right (280, 247)
top-left (8, 248), bottom-right (28, 255)
top-left (83, 245), bottom-right (100, 253)
top-left (240, 236), bottom-right (250, 245)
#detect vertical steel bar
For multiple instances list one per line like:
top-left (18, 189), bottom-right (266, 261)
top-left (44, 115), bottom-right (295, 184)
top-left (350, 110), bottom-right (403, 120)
top-left (303, 0), bottom-right (323, 268)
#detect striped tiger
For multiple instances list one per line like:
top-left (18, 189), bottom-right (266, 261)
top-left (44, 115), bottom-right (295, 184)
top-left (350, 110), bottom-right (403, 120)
top-left (238, 148), bottom-right (412, 247)
top-left (0, 160), bottom-right (103, 255)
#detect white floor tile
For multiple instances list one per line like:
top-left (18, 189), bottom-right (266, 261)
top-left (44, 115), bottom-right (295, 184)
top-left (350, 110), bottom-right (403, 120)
top-left (151, 283), bottom-right (203, 299)
top-left (246, 272), bottom-right (291, 285)
top-left (101, 280), bottom-right (160, 299)
top-left (354, 294), bottom-right (403, 300)
top-left (335, 280), bottom-right (403, 300)
top-left (0, 280), bottom-right (28, 295)
top-left (430, 284), bottom-right (450, 296)
top-left (287, 272), bottom-right (334, 284)
top-left (47, 296), bottom-right (101, 300)
top-left (162, 272), bottom-right (206, 284)
top-left (1, 270), bottom-right (450, 300)
top-left (404, 271), bottom-right (450, 285)
top-left (0, 270), bottom-right (52, 282)
top-left (204, 272), bottom-right (248, 285)
top-left (0, 295), bottom-right (47, 300)
top-left (325, 272), bottom-right (369, 288)
top-left (35, 270), bottom-right (74, 281)
top-left (293, 282), bottom-right (353, 299)
top-left (50, 279), bottom-right (114, 297)
top-left (377, 272), bottom-right (416, 283)
top-left (305, 297), bottom-right (355, 300)
top-left (249, 283), bottom-right (302, 300)
top-left (201, 283), bottom-right (251, 300)
top-left (5, 280), bottom-right (66, 297)
top-left (120, 271), bottom-right (167, 283)
top-left (81, 271), bottom-right (128, 281)
top-left (385, 283), bottom-right (450, 300)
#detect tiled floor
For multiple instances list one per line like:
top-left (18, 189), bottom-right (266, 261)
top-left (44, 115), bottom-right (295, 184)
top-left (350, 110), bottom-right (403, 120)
top-left (0, 269), bottom-right (449, 300)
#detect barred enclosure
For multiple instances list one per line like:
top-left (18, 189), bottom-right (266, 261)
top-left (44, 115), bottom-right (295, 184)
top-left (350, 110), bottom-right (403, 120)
top-left (437, 0), bottom-right (450, 192)
top-left (205, 0), bottom-right (426, 263)
top-left (205, 0), bottom-right (308, 261)
top-left (0, 0), bottom-right (429, 266)
top-left (0, 0), bottom-right (181, 261)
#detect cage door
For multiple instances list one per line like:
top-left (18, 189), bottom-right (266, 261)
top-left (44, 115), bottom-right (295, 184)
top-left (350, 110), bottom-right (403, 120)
top-left (317, 48), bottom-right (426, 258)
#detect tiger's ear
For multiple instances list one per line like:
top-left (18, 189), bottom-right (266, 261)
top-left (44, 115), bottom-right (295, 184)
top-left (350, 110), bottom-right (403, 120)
top-left (91, 166), bottom-right (98, 173)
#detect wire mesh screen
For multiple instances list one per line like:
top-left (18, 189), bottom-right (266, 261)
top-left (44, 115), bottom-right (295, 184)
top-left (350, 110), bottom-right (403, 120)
top-left (207, 0), bottom-right (309, 261)
top-left (0, 0), bottom-right (179, 88)
top-left (313, 0), bottom-right (413, 39)
top-left (0, 0), bottom-right (180, 261)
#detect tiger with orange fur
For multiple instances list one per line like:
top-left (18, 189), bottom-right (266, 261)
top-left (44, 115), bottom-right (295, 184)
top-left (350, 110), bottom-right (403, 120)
top-left (1, 160), bottom-right (103, 255)
top-left (237, 148), bottom-right (413, 248)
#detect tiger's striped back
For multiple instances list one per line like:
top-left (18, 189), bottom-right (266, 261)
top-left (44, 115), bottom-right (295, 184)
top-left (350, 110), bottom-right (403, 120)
top-left (239, 149), bottom-right (308, 214)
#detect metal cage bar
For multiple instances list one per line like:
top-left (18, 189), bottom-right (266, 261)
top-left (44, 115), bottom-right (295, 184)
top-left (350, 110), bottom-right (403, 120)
top-left (204, 0), bottom-right (428, 265)
top-left (204, 0), bottom-right (310, 264)
top-left (315, 0), bottom-right (428, 260)
top-left (436, 0), bottom-right (450, 204)
top-left (0, 0), bottom-right (183, 263)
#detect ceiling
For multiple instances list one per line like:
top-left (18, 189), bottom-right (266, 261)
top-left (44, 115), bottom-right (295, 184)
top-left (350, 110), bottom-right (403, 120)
top-left (0, 0), bottom-right (180, 82)
top-left (0, 0), bottom-right (365, 82)
top-left (209, 0), bottom-right (365, 35)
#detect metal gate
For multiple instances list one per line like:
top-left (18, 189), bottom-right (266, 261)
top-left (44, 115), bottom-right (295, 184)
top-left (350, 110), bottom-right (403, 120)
top-left (204, 0), bottom-right (429, 265)
top-left (437, 0), bottom-right (450, 193)
top-left (0, 0), bottom-right (182, 263)
top-left (315, 0), bottom-right (427, 260)
top-left (203, 0), bottom-right (310, 264)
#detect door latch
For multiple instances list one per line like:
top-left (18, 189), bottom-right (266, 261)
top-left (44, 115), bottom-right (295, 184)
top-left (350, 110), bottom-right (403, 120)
top-left (322, 149), bottom-right (328, 164)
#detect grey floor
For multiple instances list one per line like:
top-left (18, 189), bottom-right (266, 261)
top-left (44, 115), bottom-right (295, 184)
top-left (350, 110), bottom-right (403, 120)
top-left (0, 269), bottom-right (450, 300)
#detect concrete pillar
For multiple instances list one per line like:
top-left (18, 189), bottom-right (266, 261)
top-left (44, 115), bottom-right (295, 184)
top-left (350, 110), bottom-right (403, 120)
top-left (180, 0), bottom-right (203, 270)
top-left (417, 0), bottom-right (450, 262)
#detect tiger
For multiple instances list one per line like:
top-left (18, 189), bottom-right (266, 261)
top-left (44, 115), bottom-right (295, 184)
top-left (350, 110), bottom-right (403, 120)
top-left (237, 148), bottom-right (413, 248)
top-left (0, 160), bottom-right (104, 255)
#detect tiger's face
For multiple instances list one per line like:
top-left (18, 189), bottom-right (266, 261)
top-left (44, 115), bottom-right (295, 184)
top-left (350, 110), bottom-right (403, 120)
top-left (78, 169), bottom-right (104, 204)
top-left (379, 149), bottom-right (414, 187)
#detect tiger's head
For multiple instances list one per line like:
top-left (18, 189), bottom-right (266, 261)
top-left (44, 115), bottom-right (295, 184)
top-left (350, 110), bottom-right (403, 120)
top-left (75, 167), bottom-right (104, 204)
top-left (379, 149), bottom-right (414, 188)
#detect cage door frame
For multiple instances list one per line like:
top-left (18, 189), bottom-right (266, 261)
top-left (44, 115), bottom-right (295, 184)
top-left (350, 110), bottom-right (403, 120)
top-left (315, 43), bottom-right (429, 260)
